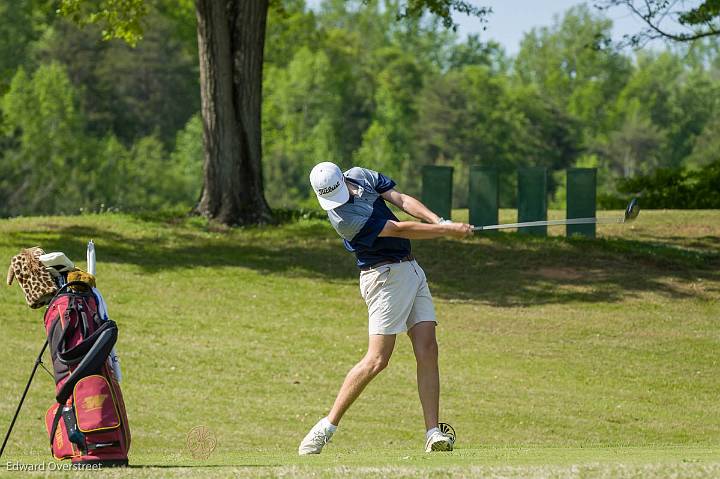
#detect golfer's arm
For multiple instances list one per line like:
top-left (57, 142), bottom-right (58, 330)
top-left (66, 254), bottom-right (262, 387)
top-left (378, 220), bottom-right (451, 240)
top-left (381, 189), bottom-right (441, 224)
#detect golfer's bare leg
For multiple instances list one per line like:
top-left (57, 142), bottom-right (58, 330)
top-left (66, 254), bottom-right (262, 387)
top-left (327, 334), bottom-right (396, 426)
top-left (408, 321), bottom-right (439, 430)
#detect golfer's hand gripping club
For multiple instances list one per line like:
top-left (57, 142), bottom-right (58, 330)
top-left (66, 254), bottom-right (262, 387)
top-left (446, 222), bottom-right (473, 238)
top-left (434, 218), bottom-right (473, 237)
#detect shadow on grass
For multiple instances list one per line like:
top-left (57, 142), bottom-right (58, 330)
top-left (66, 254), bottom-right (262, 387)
top-left (4, 220), bottom-right (719, 307)
top-left (626, 234), bottom-right (720, 251)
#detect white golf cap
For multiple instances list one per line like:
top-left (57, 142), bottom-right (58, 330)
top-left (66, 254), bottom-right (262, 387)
top-left (310, 162), bottom-right (349, 210)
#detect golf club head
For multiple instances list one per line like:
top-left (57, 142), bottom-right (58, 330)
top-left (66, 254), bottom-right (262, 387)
top-left (624, 198), bottom-right (640, 223)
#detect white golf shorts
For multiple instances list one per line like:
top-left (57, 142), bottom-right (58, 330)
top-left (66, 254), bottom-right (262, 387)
top-left (359, 260), bottom-right (437, 335)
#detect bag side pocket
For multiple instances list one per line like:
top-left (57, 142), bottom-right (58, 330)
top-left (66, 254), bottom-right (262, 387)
top-left (73, 375), bottom-right (120, 433)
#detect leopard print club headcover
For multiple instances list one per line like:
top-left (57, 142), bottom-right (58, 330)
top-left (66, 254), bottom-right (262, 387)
top-left (6, 247), bottom-right (58, 308)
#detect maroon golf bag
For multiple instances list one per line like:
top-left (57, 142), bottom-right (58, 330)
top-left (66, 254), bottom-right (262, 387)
top-left (43, 282), bottom-right (130, 466)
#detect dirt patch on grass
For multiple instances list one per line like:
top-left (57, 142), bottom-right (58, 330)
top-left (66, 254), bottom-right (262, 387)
top-left (535, 267), bottom-right (585, 280)
top-left (35, 222), bottom-right (65, 231)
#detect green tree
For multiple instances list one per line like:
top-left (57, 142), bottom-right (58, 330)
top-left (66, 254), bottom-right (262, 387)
top-left (33, 11), bottom-right (199, 147)
top-left (265, 0), bottom-right (322, 68)
top-left (263, 47), bottom-right (342, 206)
top-left (169, 114), bottom-right (205, 205)
top-left (355, 48), bottom-right (424, 188)
top-left (596, 99), bottom-right (666, 178)
top-left (511, 85), bottom-right (583, 184)
top-left (0, 0), bottom-right (56, 93)
top-left (1, 63), bottom-right (86, 215)
top-left (514, 5), bottom-right (631, 136)
top-left (57, 0), bottom-right (490, 225)
top-left (415, 66), bottom-right (514, 205)
top-left (449, 35), bottom-right (509, 72)
top-left (125, 135), bottom-right (192, 210)
top-left (599, 0), bottom-right (720, 44)
top-left (605, 50), bottom-right (720, 170)
top-left (686, 117), bottom-right (720, 168)
top-left (87, 134), bottom-right (131, 209)
top-left (665, 67), bottom-right (720, 167)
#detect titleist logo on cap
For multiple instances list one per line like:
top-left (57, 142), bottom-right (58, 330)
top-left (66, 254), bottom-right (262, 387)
top-left (318, 181), bottom-right (340, 196)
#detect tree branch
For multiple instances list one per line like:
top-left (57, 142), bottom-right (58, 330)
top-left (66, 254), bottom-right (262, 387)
top-left (597, 0), bottom-right (720, 45)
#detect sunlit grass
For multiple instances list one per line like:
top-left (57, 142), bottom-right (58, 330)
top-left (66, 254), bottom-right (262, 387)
top-left (0, 210), bottom-right (718, 477)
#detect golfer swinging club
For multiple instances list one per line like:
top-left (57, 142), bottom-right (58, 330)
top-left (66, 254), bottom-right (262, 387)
top-left (299, 162), bottom-right (472, 455)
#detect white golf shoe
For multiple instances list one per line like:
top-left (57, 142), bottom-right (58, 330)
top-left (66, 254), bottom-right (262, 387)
top-left (298, 419), bottom-right (335, 455)
top-left (425, 430), bottom-right (454, 452)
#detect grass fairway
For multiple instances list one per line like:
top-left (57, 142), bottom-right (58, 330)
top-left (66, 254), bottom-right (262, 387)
top-left (0, 209), bottom-right (718, 478)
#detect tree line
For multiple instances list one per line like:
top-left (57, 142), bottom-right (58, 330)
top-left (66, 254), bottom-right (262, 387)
top-left (1, 0), bottom-right (719, 217)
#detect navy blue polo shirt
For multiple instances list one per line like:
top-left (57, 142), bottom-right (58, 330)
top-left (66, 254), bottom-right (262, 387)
top-left (327, 167), bottom-right (411, 268)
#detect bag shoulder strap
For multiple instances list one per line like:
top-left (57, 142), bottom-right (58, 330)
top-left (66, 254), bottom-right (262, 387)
top-left (55, 321), bottom-right (117, 404)
top-left (48, 405), bottom-right (63, 447)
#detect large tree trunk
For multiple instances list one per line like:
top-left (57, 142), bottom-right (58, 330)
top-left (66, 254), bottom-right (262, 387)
top-left (195, 0), bottom-right (272, 225)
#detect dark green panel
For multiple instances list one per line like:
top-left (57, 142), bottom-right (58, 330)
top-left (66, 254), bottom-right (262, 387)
top-left (469, 166), bottom-right (499, 228)
top-left (517, 167), bottom-right (547, 236)
top-left (566, 168), bottom-right (597, 238)
top-left (421, 165), bottom-right (453, 220)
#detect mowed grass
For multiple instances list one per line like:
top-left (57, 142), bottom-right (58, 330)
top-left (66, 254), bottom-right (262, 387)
top-left (0, 209), bottom-right (718, 478)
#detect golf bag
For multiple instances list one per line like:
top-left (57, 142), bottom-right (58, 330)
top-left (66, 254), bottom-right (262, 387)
top-left (43, 282), bottom-right (130, 466)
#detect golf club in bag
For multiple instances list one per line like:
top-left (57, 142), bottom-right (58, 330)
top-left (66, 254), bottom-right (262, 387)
top-left (472, 198), bottom-right (640, 233)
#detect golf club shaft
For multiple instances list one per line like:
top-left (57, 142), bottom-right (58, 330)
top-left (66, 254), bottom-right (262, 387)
top-left (473, 216), bottom-right (622, 232)
top-left (0, 339), bottom-right (49, 459)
